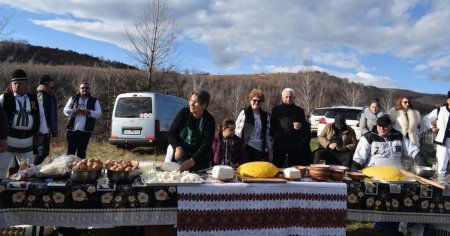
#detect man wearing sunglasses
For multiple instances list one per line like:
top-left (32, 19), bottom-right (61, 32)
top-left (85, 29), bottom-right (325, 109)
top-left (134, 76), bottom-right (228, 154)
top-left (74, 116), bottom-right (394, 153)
top-left (63, 81), bottom-right (102, 159)
top-left (33, 75), bottom-right (58, 165)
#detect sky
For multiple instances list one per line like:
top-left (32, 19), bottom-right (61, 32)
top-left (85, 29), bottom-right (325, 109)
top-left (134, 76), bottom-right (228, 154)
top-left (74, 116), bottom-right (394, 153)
top-left (1, 0), bottom-right (450, 95)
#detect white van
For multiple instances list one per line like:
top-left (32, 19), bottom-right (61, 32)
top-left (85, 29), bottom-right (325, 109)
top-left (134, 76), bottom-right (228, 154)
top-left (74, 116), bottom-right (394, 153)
top-left (108, 92), bottom-right (187, 149)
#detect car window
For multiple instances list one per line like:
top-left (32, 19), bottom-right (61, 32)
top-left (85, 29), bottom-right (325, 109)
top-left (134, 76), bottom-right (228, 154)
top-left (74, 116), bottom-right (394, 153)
top-left (324, 109), bottom-right (363, 120)
top-left (312, 108), bottom-right (329, 116)
top-left (115, 97), bottom-right (152, 118)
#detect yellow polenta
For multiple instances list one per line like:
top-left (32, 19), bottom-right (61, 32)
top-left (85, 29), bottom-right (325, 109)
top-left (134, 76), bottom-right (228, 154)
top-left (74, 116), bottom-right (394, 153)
top-left (237, 161), bottom-right (278, 178)
top-left (362, 165), bottom-right (406, 181)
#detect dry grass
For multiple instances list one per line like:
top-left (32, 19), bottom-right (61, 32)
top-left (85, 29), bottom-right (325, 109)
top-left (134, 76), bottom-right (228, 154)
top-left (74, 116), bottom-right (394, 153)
top-left (48, 140), bottom-right (166, 163)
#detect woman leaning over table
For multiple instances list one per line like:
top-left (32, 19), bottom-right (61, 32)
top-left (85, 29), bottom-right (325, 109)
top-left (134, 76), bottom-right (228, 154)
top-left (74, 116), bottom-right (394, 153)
top-left (388, 96), bottom-right (422, 147)
top-left (359, 98), bottom-right (384, 135)
top-left (235, 89), bottom-right (273, 162)
top-left (167, 89), bottom-right (215, 172)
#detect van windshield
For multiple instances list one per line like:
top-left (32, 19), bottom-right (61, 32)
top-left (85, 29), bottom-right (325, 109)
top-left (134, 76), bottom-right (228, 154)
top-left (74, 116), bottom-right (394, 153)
top-left (115, 97), bottom-right (152, 118)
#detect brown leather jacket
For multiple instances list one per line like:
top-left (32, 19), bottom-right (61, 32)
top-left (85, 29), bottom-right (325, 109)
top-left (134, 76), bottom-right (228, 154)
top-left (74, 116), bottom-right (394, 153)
top-left (318, 123), bottom-right (357, 152)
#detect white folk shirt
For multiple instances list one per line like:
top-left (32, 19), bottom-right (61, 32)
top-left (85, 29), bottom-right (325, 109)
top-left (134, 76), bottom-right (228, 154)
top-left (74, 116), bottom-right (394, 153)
top-left (63, 96), bottom-right (102, 131)
top-left (0, 93), bottom-right (48, 150)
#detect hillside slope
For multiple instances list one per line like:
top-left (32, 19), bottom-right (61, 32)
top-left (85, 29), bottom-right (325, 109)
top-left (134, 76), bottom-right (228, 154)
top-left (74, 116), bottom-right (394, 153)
top-left (0, 40), bottom-right (137, 70)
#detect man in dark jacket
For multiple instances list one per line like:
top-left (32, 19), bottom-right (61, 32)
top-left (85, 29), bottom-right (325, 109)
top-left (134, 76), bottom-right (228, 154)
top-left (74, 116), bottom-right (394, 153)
top-left (34, 75), bottom-right (58, 164)
top-left (270, 88), bottom-right (311, 167)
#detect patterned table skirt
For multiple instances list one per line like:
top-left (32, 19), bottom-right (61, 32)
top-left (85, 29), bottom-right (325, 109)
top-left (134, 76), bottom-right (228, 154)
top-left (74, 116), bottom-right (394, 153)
top-left (177, 182), bottom-right (347, 236)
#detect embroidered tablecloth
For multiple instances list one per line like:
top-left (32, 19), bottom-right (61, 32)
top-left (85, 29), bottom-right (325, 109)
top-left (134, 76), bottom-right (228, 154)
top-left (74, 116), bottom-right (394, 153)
top-left (0, 180), bottom-right (177, 227)
top-left (346, 180), bottom-right (450, 224)
top-left (177, 182), bottom-right (347, 236)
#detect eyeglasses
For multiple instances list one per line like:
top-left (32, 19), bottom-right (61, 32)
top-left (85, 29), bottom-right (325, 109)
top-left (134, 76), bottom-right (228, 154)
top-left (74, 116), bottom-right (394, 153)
top-left (251, 99), bottom-right (263, 103)
top-left (402, 101), bottom-right (410, 104)
top-left (80, 87), bottom-right (90, 90)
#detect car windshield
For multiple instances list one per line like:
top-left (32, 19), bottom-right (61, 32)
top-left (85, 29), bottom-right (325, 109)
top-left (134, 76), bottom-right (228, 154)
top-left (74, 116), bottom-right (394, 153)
top-left (115, 97), bottom-right (152, 118)
top-left (312, 108), bottom-right (329, 116)
top-left (324, 109), bottom-right (362, 120)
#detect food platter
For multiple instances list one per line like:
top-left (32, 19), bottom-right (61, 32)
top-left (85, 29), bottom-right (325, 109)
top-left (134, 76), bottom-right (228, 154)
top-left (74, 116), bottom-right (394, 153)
top-left (140, 173), bottom-right (204, 186)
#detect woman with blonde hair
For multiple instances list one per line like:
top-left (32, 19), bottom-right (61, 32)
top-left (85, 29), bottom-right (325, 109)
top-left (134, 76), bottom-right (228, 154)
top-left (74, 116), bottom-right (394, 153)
top-left (235, 89), bottom-right (272, 162)
top-left (388, 96), bottom-right (421, 147)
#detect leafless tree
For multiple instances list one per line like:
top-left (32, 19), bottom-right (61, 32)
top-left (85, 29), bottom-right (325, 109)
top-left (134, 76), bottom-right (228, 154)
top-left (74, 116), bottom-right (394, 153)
top-left (342, 84), bottom-right (363, 106)
top-left (126, 0), bottom-right (178, 90)
top-left (0, 10), bottom-right (12, 38)
top-left (380, 89), bottom-right (395, 112)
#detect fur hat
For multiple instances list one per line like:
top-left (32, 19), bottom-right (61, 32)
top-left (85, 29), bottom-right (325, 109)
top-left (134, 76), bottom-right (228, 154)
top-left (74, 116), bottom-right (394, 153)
top-left (11, 69), bottom-right (28, 82)
top-left (39, 75), bottom-right (53, 85)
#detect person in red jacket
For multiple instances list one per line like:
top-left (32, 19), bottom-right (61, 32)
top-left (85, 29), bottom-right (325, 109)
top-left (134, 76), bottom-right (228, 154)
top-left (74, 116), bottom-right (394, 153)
top-left (211, 118), bottom-right (246, 168)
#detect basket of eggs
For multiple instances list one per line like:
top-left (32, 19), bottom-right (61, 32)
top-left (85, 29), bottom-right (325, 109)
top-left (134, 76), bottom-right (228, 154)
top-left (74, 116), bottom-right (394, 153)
top-left (68, 159), bottom-right (103, 183)
top-left (106, 160), bottom-right (140, 183)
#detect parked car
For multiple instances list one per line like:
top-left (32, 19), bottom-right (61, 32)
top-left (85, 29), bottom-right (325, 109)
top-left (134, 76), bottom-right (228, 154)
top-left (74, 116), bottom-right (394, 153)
top-left (108, 92), bottom-right (187, 149)
top-left (309, 107), bottom-right (332, 133)
top-left (316, 106), bottom-right (364, 140)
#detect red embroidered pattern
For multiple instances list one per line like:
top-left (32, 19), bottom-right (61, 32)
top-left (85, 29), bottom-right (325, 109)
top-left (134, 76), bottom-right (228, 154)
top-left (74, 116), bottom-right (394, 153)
top-left (177, 207), bottom-right (346, 231)
top-left (178, 192), bottom-right (346, 202)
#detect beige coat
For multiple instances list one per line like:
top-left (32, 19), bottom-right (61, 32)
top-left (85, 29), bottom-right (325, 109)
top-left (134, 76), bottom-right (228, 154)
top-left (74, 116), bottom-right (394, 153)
top-left (388, 108), bottom-right (421, 147)
top-left (318, 123), bottom-right (357, 152)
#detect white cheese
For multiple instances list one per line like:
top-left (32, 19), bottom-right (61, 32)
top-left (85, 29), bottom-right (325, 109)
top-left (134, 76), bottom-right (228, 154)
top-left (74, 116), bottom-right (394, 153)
top-left (283, 167), bottom-right (301, 179)
top-left (212, 165), bottom-right (234, 179)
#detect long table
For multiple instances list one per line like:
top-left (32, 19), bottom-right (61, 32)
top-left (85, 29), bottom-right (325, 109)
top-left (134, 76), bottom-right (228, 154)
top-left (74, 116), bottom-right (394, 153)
top-left (1, 178), bottom-right (450, 235)
top-left (346, 179), bottom-right (450, 224)
top-left (0, 181), bottom-right (177, 227)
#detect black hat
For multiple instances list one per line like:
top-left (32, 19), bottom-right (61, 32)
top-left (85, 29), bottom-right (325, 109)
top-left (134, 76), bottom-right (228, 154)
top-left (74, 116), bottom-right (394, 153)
top-left (11, 69), bottom-right (27, 82)
top-left (376, 115), bottom-right (392, 127)
top-left (39, 75), bottom-right (53, 85)
top-left (447, 90), bottom-right (450, 99)
top-left (334, 114), bottom-right (346, 129)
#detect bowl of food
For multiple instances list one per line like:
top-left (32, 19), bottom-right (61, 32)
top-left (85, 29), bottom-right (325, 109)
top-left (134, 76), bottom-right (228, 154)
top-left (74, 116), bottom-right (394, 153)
top-left (346, 172), bottom-right (366, 181)
top-left (330, 169), bottom-right (345, 181)
top-left (70, 169), bottom-right (102, 183)
top-left (308, 165), bottom-right (331, 181)
top-left (329, 165), bottom-right (349, 172)
top-left (415, 166), bottom-right (435, 179)
top-left (107, 169), bottom-right (140, 183)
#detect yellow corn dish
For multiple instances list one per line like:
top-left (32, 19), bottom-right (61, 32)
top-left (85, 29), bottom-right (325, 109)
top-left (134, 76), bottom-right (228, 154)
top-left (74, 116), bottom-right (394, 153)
top-left (237, 161), bottom-right (278, 178)
top-left (362, 165), bottom-right (406, 181)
